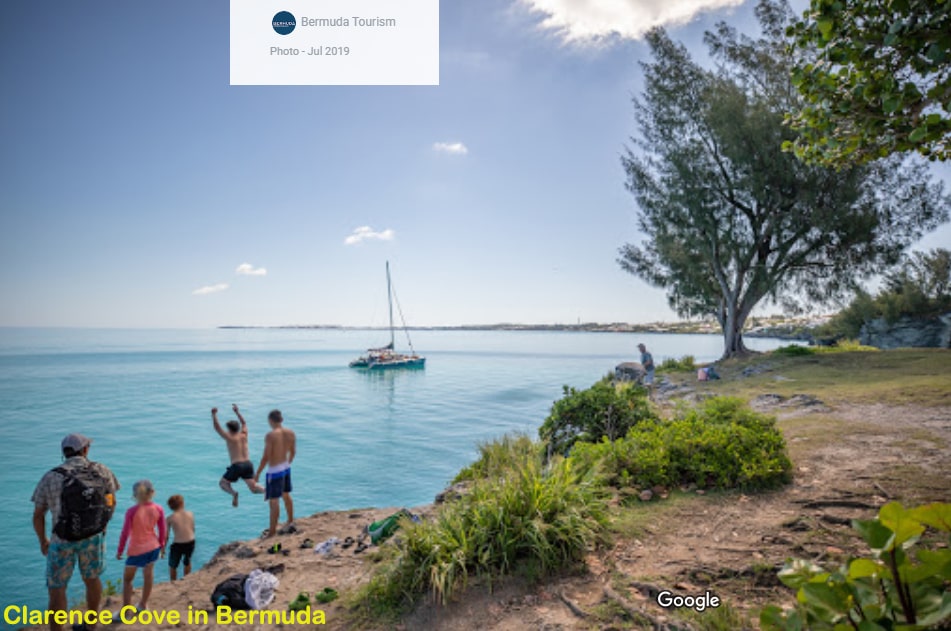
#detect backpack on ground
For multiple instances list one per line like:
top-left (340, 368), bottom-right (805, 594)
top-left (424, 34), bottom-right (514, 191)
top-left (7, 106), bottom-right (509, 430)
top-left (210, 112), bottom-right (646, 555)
top-left (211, 574), bottom-right (250, 610)
top-left (52, 464), bottom-right (114, 541)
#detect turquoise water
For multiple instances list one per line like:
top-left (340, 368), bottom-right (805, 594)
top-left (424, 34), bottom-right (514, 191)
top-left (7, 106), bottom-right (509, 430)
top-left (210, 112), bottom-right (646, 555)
top-left (0, 327), bottom-right (787, 616)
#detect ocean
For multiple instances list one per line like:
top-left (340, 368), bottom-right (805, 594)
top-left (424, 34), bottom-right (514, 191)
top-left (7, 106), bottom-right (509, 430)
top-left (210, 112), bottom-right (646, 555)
top-left (0, 327), bottom-right (789, 618)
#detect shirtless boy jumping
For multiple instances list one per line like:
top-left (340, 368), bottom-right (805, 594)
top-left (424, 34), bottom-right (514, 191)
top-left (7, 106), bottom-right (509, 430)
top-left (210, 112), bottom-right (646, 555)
top-left (213, 404), bottom-right (265, 507)
top-left (254, 409), bottom-right (296, 538)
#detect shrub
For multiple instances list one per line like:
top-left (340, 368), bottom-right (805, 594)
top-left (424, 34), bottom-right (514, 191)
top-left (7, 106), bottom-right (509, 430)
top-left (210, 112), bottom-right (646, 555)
top-left (356, 445), bottom-right (608, 616)
top-left (658, 355), bottom-right (697, 373)
top-left (773, 344), bottom-right (814, 356)
top-left (572, 397), bottom-right (792, 491)
top-left (811, 339), bottom-right (878, 354)
top-left (761, 502), bottom-right (951, 630)
top-left (539, 377), bottom-right (657, 456)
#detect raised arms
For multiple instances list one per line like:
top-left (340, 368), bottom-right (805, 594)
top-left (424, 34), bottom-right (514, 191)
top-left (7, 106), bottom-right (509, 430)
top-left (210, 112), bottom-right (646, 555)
top-left (232, 404), bottom-right (247, 434)
top-left (211, 407), bottom-right (227, 439)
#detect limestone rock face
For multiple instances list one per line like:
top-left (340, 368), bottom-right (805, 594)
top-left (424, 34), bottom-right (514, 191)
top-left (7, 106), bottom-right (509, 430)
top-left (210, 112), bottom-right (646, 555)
top-left (859, 312), bottom-right (951, 349)
top-left (615, 361), bottom-right (645, 382)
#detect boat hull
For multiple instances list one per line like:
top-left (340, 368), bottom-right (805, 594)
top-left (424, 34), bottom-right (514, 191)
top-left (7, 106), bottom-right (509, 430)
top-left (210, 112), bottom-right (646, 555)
top-left (350, 354), bottom-right (425, 369)
top-left (367, 356), bottom-right (425, 370)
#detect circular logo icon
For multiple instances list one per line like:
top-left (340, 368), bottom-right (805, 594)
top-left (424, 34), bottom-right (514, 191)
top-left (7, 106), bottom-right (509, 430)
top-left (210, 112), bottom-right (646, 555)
top-left (272, 11), bottom-right (296, 35)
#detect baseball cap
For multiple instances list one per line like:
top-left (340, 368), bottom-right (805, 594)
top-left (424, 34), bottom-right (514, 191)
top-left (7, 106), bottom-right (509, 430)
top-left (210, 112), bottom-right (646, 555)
top-left (133, 479), bottom-right (155, 497)
top-left (61, 433), bottom-right (91, 452)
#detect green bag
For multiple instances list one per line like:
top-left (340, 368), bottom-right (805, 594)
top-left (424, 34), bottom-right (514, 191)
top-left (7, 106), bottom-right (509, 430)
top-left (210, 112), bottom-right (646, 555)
top-left (367, 509), bottom-right (417, 545)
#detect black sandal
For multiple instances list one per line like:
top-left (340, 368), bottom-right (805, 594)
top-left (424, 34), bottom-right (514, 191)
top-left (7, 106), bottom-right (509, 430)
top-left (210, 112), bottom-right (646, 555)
top-left (354, 542), bottom-right (369, 554)
top-left (341, 536), bottom-right (355, 549)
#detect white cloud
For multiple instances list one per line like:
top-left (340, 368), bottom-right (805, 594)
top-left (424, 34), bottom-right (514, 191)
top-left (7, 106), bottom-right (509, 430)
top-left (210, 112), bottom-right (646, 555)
top-left (344, 226), bottom-right (396, 246)
top-left (432, 141), bottom-right (469, 155)
top-left (236, 263), bottom-right (267, 276)
top-left (518, 0), bottom-right (745, 43)
top-left (192, 283), bottom-right (229, 296)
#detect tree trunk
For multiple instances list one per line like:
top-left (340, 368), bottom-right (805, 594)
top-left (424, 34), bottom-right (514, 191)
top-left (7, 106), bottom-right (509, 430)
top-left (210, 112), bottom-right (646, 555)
top-left (721, 305), bottom-right (752, 359)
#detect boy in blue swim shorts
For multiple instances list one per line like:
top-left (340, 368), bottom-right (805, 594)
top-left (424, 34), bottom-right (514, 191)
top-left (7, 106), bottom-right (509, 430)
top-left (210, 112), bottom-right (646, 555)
top-left (254, 409), bottom-right (297, 537)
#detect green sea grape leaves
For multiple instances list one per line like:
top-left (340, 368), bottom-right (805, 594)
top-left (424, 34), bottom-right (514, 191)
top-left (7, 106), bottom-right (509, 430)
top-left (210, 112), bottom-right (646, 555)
top-left (762, 501), bottom-right (951, 630)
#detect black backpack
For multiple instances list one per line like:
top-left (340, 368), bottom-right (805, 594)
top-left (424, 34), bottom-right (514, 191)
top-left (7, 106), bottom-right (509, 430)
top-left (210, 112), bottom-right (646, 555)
top-left (211, 574), bottom-right (249, 610)
top-left (52, 463), bottom-right (114, 541)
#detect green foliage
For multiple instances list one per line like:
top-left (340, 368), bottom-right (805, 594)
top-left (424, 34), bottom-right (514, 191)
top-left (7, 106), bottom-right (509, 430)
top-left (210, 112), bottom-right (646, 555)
top-left (658, 355), bottom-right (697, 373)
top-left (539, 378), bottom-right (656, 456)
top-left (761, 502), bottom-right (951, 630)
top-left (453, 434), bottom-right (541, 483)
top-left (103, 579), bottom-right (120, 597)
top-left (787, 0), bottom-right (951, 165)
top-left (617, 0), bottom-right (949, 359)
top-left (571, 397), bottom-right (792, 491)
top-left (811, 339), bottom-right (879, 354)
top-left (354, 448), bottom-right (607, 615)
top-left (773, 341), bottom-right (879, 356)
top-left (822, 248), bottom-right (951, 338)
top-left (773, 344), bottom-right (814, 356)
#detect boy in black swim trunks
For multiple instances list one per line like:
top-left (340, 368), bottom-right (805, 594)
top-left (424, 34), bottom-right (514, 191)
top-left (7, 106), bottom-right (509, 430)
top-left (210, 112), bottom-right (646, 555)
top-left (166, 494), bottom-right (194, 580)
top-left (213, 404), bottom-right (265, 506)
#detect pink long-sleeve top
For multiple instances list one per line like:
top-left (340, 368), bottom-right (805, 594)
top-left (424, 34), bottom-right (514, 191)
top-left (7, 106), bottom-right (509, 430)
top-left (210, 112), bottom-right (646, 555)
top-left (117, 502), bottom-right (167, 557)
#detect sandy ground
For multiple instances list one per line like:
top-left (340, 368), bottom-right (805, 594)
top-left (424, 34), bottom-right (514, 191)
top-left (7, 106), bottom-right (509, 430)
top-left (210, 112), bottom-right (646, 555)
top-left (57, 506), bottom-right (419, 631)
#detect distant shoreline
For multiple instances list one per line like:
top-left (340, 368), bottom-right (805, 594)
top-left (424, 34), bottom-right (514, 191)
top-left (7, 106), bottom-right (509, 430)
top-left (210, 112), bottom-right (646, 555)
top-left (218, 321), bottom-right (817, 340)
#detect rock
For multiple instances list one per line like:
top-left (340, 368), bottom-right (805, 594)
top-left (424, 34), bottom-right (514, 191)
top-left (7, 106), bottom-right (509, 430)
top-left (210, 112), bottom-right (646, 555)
top-left (234, 545), bottom-right (257, 559)
top-left (207, 541), bottom-right (257, 566)
top-left (638, 489), bottom-right (654, 502)
top-left (753, 392), bottom-right (828, 412)
top-left (752, 393), bottom-right (785, 409)
top-left (614, 362), bottom-right (645, 383)
top-left (860, 312), bottom-right (951, 349)
top-left (434, 481), bottom-right (470, 504)
top-left (741, 363), bottom-right (774, 377)
top-left (787, 394), bottom-right (827, 410)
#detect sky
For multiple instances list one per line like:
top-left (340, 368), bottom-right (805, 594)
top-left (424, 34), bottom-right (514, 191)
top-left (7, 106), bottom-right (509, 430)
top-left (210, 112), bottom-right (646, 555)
top-left (1, 0), bottom-right (948, 329)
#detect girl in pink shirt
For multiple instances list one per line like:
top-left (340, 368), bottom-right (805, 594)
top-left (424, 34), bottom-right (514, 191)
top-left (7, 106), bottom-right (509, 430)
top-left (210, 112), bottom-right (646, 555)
top-left (117, 479), bottom-right (167, 610)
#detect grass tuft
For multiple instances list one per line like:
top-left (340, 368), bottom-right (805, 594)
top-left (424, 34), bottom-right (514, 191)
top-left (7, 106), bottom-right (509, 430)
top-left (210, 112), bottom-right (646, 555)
top-left (353, 445), bottom-right (608, 617)
top-left (658, 355), bottom-right (698, 373)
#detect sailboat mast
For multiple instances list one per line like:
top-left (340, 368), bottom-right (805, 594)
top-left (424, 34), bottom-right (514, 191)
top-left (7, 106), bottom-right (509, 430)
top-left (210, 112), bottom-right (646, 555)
top-left (386, 261), bottom-right (395, 349)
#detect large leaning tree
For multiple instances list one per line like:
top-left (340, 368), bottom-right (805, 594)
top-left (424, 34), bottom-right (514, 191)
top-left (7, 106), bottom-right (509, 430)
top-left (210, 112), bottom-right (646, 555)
top-left (618, 0), bottom-right (949, 359)
top-left (786, 0), bottom-right (951, 166)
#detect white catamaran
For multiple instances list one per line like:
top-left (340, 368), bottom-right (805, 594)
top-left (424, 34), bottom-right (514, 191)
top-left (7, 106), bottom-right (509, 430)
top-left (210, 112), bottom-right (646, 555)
top-left (349, 262), bottom-right (426, 370)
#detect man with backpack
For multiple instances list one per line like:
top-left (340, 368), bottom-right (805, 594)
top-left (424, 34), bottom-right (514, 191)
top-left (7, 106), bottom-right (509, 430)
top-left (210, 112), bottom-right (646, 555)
top-left (32, 434), bottom-right (120, 631)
